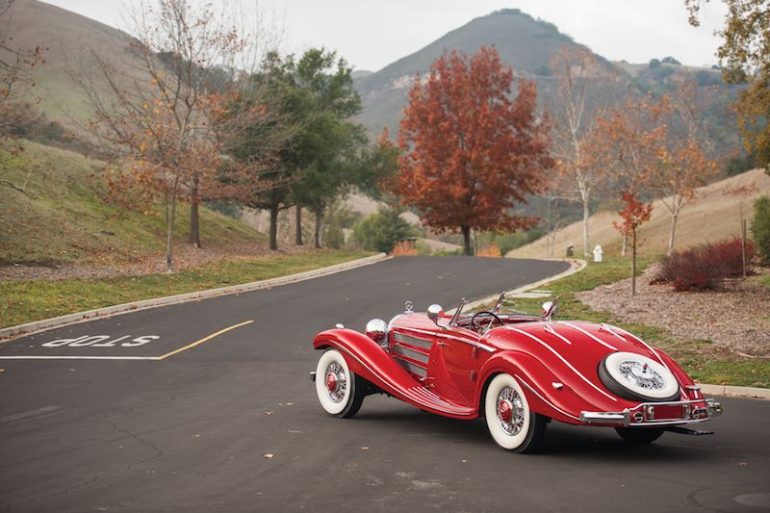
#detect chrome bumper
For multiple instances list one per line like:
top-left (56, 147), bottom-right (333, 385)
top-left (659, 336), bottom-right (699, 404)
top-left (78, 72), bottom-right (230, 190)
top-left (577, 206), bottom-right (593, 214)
top-left (580, 398), bottom-right (723, 427)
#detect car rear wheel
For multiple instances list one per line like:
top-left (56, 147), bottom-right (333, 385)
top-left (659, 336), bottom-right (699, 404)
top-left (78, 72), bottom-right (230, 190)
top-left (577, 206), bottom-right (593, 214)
top-left (484, 373), bottom-right (547, 453)
top-left (615, 427), bottom-right (665, 445)
top-left (315, 349), bottom-right (365, 418)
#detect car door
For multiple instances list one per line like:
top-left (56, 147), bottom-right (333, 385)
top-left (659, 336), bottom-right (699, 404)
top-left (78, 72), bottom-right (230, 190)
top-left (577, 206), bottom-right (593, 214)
top-left (430, 327), bottom-right (486, 406)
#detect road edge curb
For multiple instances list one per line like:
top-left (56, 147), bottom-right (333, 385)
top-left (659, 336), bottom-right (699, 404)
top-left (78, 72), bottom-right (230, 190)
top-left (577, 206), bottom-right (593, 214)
top-left (0, 253), bottom-right (389, 342)
top-left (698, 383), bottom-right (770, 400)
top-left (453, 258), bottom-right (587, 313)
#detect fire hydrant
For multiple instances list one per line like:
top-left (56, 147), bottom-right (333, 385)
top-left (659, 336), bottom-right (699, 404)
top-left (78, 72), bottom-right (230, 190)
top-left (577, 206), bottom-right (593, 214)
top-left (593, 245), bottom-right (603, 263)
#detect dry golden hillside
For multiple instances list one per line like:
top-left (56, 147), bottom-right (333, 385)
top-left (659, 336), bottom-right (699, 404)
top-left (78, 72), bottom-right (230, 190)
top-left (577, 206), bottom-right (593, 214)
top-left (509, 169), bottom-right (770, 259)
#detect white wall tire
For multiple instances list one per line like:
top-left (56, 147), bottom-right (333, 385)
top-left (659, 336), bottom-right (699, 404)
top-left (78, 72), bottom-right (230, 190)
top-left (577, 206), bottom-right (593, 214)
top-left (484, 373), bottom-right (547, 453)
top-left (315, 349), bottom-right (365, 418)
top-left (599, 352), bottom-right (679, 402)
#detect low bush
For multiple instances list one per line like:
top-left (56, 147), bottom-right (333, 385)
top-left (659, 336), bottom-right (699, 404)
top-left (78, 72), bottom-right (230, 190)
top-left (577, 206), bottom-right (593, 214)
top-left (656, 237), bottom-right (755, 291)
top-left (390, 240), bottom-right (418, 256)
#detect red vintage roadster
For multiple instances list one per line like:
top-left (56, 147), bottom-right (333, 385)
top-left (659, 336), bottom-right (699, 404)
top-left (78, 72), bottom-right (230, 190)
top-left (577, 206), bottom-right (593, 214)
top-left (311, 296), bottom-right (723, 453)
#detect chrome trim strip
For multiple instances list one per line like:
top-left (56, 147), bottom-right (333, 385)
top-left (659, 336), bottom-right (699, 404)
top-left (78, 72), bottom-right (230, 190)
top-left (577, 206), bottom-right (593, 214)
top-left (516, 374), bottom-right (580, 421)
top-left (581, 411), bottom-right (626, 423)
top-left (401, 361), bottom-right (427, 378)
top-left (393, 344), bottom-right (430, 364)
top-left (559, 321), bottom-right (618, 351)
top-left (507, 327), bottom-right (619, 402)
top-left (544, 324), bottom-right (572, 345)
top-left (403, 327), bottom-right (437, 337)
top-left (392, 332), bottom-right (433, 350)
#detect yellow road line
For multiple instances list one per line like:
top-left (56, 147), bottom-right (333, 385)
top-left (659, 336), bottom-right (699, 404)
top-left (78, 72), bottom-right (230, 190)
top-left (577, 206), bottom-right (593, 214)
top-left (157, 320), bottom-right (254, 361)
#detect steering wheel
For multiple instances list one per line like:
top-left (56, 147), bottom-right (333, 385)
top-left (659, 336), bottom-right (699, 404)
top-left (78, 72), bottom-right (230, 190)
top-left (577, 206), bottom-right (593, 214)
top-left (470, 311), bottom-right (504, 332)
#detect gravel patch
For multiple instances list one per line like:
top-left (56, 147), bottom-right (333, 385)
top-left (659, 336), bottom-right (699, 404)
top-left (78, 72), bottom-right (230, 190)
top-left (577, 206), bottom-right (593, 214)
top-left (576, 265), bottom-right (770, 358)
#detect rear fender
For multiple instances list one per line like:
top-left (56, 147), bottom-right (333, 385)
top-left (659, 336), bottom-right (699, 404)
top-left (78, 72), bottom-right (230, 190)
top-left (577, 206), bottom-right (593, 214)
top-left (657, 349), bottom-right (701, 400)
top-left (477, 351), bottom-right (598, 424)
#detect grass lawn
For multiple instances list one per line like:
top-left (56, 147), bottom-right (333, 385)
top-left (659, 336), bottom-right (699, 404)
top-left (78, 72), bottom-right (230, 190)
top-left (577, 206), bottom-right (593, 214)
top-left (494, 256), bottom-right (770, 388)
top-left (1, 250), bottom-right (372, 329)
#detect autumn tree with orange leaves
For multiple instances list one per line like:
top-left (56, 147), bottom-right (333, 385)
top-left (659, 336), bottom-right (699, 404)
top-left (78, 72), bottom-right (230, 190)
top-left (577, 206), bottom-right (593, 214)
top-left (396, 47), bottom-right (552, 256)
top-left (613, 192), bottom-right (654, 295)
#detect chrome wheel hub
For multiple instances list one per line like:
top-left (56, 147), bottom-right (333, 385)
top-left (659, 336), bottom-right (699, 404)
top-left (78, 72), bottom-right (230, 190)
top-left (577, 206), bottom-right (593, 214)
top-left (496, 386), bottom-right (524, 435)
top-left (324, 361), bottom-right (347, 403)
top-left (619, 360), bottom-right (665, 391)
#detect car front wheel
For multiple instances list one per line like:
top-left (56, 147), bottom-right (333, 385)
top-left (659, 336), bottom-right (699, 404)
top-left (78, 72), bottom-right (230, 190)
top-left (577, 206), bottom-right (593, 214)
top-left (484, 373), bottom-right (547, 453)
top-left (315, 348), bottom-right (365, 418)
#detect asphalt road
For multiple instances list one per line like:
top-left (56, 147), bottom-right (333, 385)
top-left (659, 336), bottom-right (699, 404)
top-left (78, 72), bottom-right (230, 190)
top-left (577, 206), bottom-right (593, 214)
top-left (1, 256), bottom-right (768, 513)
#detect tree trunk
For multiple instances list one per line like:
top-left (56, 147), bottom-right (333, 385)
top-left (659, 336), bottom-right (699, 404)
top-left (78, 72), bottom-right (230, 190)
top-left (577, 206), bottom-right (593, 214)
top-left (582, 198), bottom-right (591, 257)
top-left (295, 205), bottom-right (303, 246)
top-left (631, 228), bottom-right (637, 296)
top-left (461, 226), bottom-right (473, 256)
top-left (189, 175), bottom-right (201, 248)
top-left (166, 177), bottom-right (180, 273)
top-left (667, 211), bottom-right (679, 256)
top-left (269, 204), bottom-right (279, 251)
top-left (314, 209), bottom-right (323, 249)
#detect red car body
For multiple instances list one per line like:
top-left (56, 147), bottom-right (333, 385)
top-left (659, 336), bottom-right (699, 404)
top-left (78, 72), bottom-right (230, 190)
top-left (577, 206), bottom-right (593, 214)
top-left (312, 301), bottom-right (722, 452)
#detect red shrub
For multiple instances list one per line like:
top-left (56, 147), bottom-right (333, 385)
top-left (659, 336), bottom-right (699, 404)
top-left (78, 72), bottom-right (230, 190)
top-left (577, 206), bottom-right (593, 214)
top-left (657, 238), bottom-right (754, 291)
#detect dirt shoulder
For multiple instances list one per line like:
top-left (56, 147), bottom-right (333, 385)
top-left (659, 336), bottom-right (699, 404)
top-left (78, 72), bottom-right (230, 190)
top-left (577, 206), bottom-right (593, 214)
top-left (576, 265), bottom-right (770, 358)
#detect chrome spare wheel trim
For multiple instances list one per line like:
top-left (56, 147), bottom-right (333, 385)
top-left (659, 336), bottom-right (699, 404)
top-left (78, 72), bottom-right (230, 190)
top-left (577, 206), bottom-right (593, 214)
top-left (580, 398), bottom-right (723, 427)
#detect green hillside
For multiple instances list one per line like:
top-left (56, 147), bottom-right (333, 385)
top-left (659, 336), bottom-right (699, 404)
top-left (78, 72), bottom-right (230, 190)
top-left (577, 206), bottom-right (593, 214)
top-left (0, 140), bottom-right (263, 265)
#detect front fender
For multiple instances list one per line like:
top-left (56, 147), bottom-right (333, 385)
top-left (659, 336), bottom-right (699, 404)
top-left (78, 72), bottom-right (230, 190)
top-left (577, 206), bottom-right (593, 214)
top-left (313, 328), bottom-right (421, 402)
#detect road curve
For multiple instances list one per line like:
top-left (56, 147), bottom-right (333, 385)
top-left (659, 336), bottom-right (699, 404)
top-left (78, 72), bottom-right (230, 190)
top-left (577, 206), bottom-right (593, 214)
top-left (0, 256), bottom-right (767, 513)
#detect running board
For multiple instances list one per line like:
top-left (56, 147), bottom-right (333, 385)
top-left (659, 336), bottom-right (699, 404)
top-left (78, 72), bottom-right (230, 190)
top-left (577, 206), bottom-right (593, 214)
top-left (666, 426), bottom-right (714, 436)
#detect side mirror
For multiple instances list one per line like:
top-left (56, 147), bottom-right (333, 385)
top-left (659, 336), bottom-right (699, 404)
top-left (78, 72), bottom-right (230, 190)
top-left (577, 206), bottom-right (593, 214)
top-left (427, 304), bottom-right (444, 325)
top-left (542, 300), bottom-right (558, 321)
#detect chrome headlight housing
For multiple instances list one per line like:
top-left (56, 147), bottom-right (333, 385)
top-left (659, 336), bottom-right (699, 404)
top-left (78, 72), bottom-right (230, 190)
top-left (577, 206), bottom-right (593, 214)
top-left (365, 318), bottom-right (388, 346)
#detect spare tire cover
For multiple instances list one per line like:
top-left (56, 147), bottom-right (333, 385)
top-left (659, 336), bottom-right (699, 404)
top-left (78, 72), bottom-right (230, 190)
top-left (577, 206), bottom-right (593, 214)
top-left (598, 352), bottom-right (680, 402)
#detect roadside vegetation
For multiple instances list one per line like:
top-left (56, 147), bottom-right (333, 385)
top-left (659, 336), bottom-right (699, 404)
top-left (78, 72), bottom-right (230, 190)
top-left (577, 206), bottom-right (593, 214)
top-left (0, 250), bottom-right (371, 329)
top-left (493, 256), bottom-right (770, 388)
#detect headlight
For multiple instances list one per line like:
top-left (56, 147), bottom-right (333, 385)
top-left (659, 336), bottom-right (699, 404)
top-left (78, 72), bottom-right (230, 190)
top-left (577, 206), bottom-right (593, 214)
top-left (365, 318), bottom-right (387, 346)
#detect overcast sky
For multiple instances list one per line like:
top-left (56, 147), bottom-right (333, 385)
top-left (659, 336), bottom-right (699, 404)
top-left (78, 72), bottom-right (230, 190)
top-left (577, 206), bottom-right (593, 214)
top-left (41, 0), bottom-right (728, 71)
